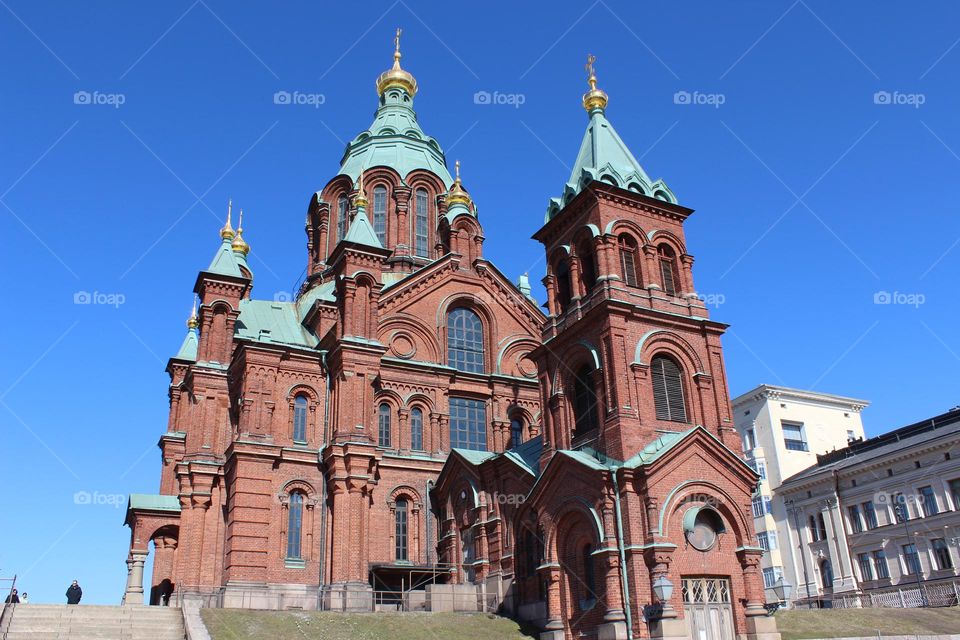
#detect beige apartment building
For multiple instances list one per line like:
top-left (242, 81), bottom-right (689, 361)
top-left (779, 408), bottom-right (960, 605)
top-left (732, 385), bottom-right (869, 603)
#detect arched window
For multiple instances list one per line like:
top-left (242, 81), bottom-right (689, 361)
top-left (395, 498), bottom-right (409, 561)
top-left (286, 492), bottom-right (303, 559)
top-left (573, 365), bottom-right (599, 437)
top-left (618, 235), bottom-right (640, 287)
top-left (447, 308), bottom-right (484, 373)
top-left (651, 355), bottom-right (687, 422)
top-left (582, 543), bottom-right (596, 604)
top-left (578, 240), bottom-right (597, 292)
top-left (373, 185), bottom-right (387, 246)
top-left (510, 416), bottom-right (524, 448)
top-left (293, 395), bottom-right (308, 443)
top-left (410, 407), bottom-right (424, 451)
top-left (658, 244), bottom-right (679, 295)
top-left (378, 403), bottom-right (392, 447)
top-left (337, 194), bottom-right (349, 242)
top-left (414, 188), bottom-right (429, 257)
top-left (555, 260), bottom-right (572, 312)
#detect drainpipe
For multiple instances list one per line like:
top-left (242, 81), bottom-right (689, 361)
top-left (318, 350), bottom-right (331, 594)
top-left (610, 466), bottom-right (634, 640)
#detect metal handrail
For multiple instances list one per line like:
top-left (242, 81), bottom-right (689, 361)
top-left (0, 574), bottom-right (18, 640)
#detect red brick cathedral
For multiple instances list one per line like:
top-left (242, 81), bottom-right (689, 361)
top-left (124, 34), bottom-right (779, 640)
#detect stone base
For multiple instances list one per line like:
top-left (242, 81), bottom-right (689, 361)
top-left (322, 582), bottom-right (373, 612)
top-left (424, 583), bottom-right (482, 612)
top-left (744, 614), bottom-right (781, 640)
top-left (647, 617), bottom-right (688, 640)
top-left (222, 581), bottom-right (319, 610)
top-left (539, 632), bottom-right (566, 640)
top-left (597, 620), bottom-right (628, 640)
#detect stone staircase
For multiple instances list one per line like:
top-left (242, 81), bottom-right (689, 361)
top-left (3, 604), bottom-right (185, 640)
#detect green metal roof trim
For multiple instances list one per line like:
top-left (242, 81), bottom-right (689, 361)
top-left (338, 90), bottom-right (453, 188)
top-left (127, 493), bottom-right (180, 513)
top-left (546, 109), bottom-right (676, 221)
top-left (622, 429), bottom-right (693, 468)
top-left (173, 327), bottom-right (198, 361)
top-left (451, 447), bottom-right (496, 466)
top-left (503, 435), bottom-right (543, 476)
top-left (235, 299), bottom-right (319, 349)
top-left (296, 279), bottom-right (337, 317)
top-left (206, 237), bottom-right (245, 277)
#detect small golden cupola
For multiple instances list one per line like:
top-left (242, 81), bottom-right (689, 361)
top-left (582, 54), bottom-right (608, 113)
top-left (232, 209), bottom-right (250, 255)
top-left (446, 160), bottom-right (472, 210)
top-left (220, 199), bottom-right (236, 239)
top-left (376, 27), bottom-right (417, 97)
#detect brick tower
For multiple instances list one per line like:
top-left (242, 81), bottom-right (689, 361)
top-left (432, 59), bottom-right (780, 640)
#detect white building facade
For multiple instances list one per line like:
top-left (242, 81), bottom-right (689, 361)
top-left (779, 408), bottom-right (960, 606)
top-left (731, 385), bottom-right (869, 603)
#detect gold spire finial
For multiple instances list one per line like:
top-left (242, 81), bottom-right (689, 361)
top-left (187, 297), bottom-right (199, 329)
top-left (220, 199), bottom-right (236, 239)
top-left (353, 169), bottom-right (369, 208)
top-left (376, 27), bottom-right (417, 97)
top-left (446, 159), bottom-right (472, 208)
top-left (582, 53), bottom-right (608, 113)
top-left (232, 208), bottom-right (250, 255)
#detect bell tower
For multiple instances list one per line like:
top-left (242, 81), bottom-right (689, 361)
top-left (532, 56), bottom-right (738, 467)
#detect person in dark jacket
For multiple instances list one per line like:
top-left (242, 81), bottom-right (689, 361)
top-left (66, 581), bottom-right (82, 604)
top-left (4, 588), bottom-right (19, 604)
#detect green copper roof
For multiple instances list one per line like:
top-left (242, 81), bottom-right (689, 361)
top-left (546, 108), bottom-right (677, 221)
top-left (342, 206), bottom-right (383, 248)
top-left (622, 429), bottom-right (692, 468)
top-left (338, 89), bottom-right (453, 187)
top-left (235, 299), bottom-right (319, 348)
top-left (503, 435), bottom-right (543, 476)
top-left (451, 447), bottom-right (496, 466)
top-left (207, 237), bottom-right (245, 277)
top-left (127, 493), bottom-right (180, 512)
top-left (174, 327), bottom-right (198, 361)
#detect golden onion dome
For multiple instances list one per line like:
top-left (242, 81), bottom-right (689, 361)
top-left (220, 199), bottom-right (236, 239)
top-left (231, 209), bottom-right (250, 255)
top-left (582, 54), bottom-right (608, 113)
top-left (376, 28), bottom-right (417, 97)
top-left (446, 160), bottom-right (472, 208)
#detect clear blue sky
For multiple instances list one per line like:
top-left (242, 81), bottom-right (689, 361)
top-left (2, 0), bottom-right (959, 605)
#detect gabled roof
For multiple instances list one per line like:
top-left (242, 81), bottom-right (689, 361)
top-left (503, 436), bottom-right (543, 476)
top-left (450, 447), bottom-right (496, 466)
top-left (235, 299), bottom-right (319, 349)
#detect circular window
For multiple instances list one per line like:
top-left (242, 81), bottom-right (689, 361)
top-left (685, 508), bottom-right (724, 552)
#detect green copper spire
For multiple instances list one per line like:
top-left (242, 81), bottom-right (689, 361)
top-left (342, 171), bottom-right (383, 249)
top-left (337, 30), bottom-right (453, 187)
top-left (546, 56), bottom-right (676, 221)
top-left (174, 299), bottom-right (199, 361)
top-left (207, 203), bottom-right (245, 277)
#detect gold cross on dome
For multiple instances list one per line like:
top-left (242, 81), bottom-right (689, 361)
top-left (586, 54), bottom-right (597, 89)
top-left (394, 27), bottom-right (402, 53)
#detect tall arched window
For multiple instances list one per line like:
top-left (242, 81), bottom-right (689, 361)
top-left (337, 194), bottom-right (349, 242)
top-left (658, 244), bottom-right (679, 295)
top-left (651, 355), bottom-right (687, 422)
top-left (395, 498), bottom-right (409, 561)
top-left (414, 188), bottom-right (429, 257)
top-left (510, 416), bottom-right (524, 448)
top-left (618, 235), bottom-right (640, 287)
top-left (447, 308), bottom-right (484, 373)
top-left (410, 407), bottom-right (424, 451)
top-left (578, 240), bottom-right (597, 292)
top-left (555, 260), bottom-right (572, 312)
top-left (573, 365), bottom-right (599, 437)
top-left (373, 185), bottom-right (387, 246)
top-left (287, 492), bottom-right (304, 559)
top-left (293, 395), bottom-right (308, 443)
top-left (378, 403), bottom-right (392, 447)
top-left (582, 543), bottom-right (596, 604)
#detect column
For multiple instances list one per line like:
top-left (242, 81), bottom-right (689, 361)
top-left (737, 548), bottom-right (768, 617)
top-left (124, 551), bottom-right (148, 605)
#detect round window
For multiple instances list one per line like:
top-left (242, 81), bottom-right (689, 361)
top-left (685, 508), bottom-right (724, 551)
